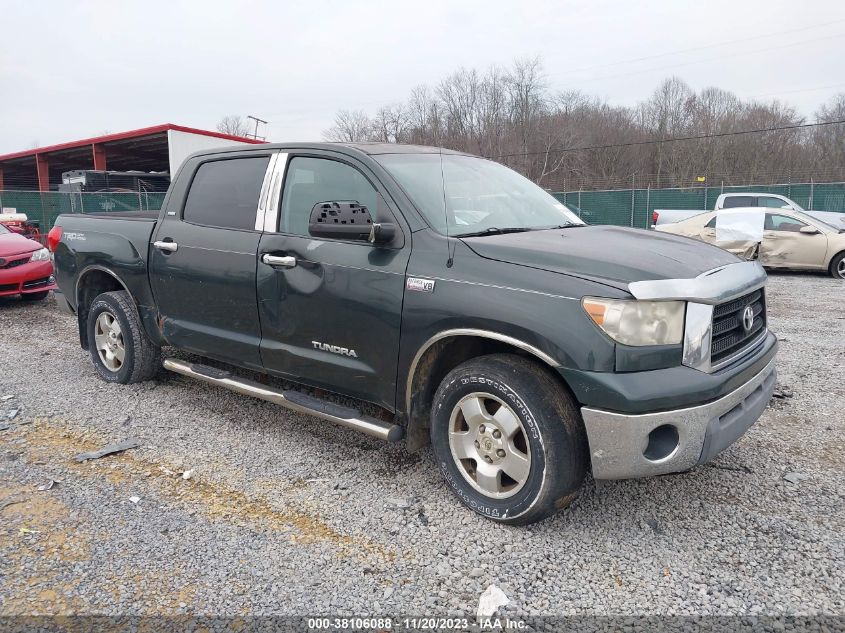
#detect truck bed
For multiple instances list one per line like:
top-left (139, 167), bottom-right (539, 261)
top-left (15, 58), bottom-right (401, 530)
top-left (70, 211), bottom-right (160, 220)
top-left (52, 212), bottom-right (160, 322)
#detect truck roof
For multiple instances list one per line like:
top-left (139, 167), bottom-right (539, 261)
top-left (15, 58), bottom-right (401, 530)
top-left (186, 141), bottom-right (473, 160)
top-left (331, 142), bottom-right (469, 155)
top-left (719, 192), bottom-right (789, 197)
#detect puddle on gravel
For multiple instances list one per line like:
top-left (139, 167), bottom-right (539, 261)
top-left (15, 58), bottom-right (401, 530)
top-left (10, 418), bottom-right (394, 562)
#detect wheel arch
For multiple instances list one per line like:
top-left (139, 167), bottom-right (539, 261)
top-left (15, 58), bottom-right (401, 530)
top-left (403, 329), bottom-right (576, 452)
top-left (74, 266), bottom-right (133, 350)
top-left (828, 249), bottom-right (845, 277)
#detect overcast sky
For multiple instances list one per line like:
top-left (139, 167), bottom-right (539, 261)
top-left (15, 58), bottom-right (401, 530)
top-left (1, 0), bottom-right (844, 154)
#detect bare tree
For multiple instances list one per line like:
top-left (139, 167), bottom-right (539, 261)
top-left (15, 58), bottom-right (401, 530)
top-left (405, 85), bottom-right (442, 146)
top-left (322, 110), bottom-right (373, 142)
top-left (323, 57), bottom-right (845, 190)
top-left (506, 57), bottom-right (547, 176)
top-left (371, 105), bottom-right (408, 143)
top-left (812, 93), bottom-right (845, 170)
top-left (216, 115), bottom-right (251, 137)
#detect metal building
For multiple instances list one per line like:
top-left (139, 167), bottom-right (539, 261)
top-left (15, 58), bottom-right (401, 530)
top-left (0, 124), bottom-right (262, 191)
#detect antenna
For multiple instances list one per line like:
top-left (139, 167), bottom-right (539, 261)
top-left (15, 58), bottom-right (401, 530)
top-left (246, 115), bottom-right (268, 141)
top-left (438, 146), bottom-right (455, 268)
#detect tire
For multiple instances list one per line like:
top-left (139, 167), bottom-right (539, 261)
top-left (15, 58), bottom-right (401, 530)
top-left (830, 252), bottom-right (845, 279)
top-left (87, 290), bottom-right (160, 384)
top-left (21, 290), bottom-right (49, 301)
top-left (430, 353), bottom-right (587, 525)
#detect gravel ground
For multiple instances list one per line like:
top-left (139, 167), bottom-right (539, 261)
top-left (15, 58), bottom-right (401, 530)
top-left (0, 272), bottom-right (843, 619)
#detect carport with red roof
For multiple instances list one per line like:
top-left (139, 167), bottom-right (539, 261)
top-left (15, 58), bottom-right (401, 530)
top-left (0, 124), bottom-right (262, 191)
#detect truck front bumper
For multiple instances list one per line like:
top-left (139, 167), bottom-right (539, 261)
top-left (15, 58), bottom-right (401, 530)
top-left (581, 358), bottom-right (776, 480)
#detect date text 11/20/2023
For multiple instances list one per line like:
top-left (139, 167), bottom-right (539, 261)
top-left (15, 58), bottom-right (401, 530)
top-left (306, 616), bottom-right (527, 630)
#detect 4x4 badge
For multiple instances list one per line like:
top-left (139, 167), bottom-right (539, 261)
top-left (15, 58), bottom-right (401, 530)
top-left (406, 277), bottom-right (435, 293)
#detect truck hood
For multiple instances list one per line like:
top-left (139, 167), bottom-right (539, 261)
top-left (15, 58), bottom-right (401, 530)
top-left (461, 225), bottom-right (740, 289)
top-left (0, 232), bottom-right (42, 257)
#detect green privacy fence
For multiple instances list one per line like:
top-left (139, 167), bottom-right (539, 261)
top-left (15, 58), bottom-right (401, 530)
top-left (0, 190), bottom-right (166, 233)
top-left (553, 182), bottom-right (845, 228)
top-left (3, 182), bottom-right (845, 233)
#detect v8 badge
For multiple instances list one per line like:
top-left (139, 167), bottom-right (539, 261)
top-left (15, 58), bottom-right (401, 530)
top-left (406, 277), bottom-right (435, 293)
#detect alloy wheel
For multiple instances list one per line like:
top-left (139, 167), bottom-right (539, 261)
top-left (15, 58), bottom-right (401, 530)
top-left (448, 392), bottom-right (532, 499)
top-left (94, 311), bottom-right (125, 372)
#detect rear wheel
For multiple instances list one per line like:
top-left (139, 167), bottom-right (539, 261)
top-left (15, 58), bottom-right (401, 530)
top-left (21, 291), bottom-right (49, 301)
top-left (830, 252), bottom-right (845, 279)
top-left (430, 354), bottom-right (587, 525)
top-left (87, 291), bottom-right (160, 384)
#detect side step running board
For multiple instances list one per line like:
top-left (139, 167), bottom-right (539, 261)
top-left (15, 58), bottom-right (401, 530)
top-left (163, 358), bottom-right (403, 442)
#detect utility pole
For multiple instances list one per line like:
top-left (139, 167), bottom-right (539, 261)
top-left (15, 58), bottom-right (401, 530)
top-left (246, 115), bottom-right (268, 141)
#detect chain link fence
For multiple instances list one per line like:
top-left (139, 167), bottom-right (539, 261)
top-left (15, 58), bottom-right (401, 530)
top-left (2, 180), bottom-right (845, 234)
top-left (552, 181), bottom-right (845, 228)
top-left (0, 190), bottom-right (166, 234)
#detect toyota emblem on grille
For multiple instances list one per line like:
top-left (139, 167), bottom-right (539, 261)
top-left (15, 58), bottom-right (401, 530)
top-left (740, 305), bottom-right (754, 333)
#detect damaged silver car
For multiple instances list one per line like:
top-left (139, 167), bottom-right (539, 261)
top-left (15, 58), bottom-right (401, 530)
top-left (657, 208), bottom-right (845, 279)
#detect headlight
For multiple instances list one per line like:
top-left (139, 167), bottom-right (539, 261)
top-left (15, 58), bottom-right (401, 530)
top-left (30, 248), bottom-right (50, 261)
top-left (582, 297), bottom-right (685, 346)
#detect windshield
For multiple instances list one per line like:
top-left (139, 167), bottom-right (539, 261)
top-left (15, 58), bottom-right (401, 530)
top-left (0, 224), bottom-right (9, 234)
top-left (793, 209), bottom-right (842, 233)
top-left (376, 154), bottom-right (584, 236)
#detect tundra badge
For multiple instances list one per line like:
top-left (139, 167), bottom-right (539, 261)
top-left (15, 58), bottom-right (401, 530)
top-left (312, 341), bottom-right (358, 358)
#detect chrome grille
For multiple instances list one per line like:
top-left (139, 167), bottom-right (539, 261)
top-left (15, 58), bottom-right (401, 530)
top-left (710, 289), bottom-right (766, 367)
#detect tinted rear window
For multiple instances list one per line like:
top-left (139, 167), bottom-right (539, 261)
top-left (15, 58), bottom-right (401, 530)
top-left (757, 196), bottom-right (791, 209)
top-left (183, 157), bottom-right (270, 230)
top-left (722, 196), bottom-right (755, 208)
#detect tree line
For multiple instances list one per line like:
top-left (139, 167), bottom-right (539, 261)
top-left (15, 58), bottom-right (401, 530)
top-left (320, 58), bottom-right (845, 192)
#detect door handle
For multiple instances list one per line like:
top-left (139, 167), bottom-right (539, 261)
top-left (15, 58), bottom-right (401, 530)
top-left (153, 240), bottom-right (178, 253)
top-left (261, 254), bottom-right (297, 268)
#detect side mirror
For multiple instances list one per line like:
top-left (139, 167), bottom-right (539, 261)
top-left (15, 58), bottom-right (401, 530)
top-left (309, 200), bottom-right (373, 241)
top-left (308, 198), bottom-right (397, 245)
top-left (799, 225), bottom-right (820, 235)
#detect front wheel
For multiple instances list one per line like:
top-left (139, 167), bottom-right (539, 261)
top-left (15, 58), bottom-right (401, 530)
top-left (830, 252), bottom-right (845, 279)
top-left (87, 290), bottom-right (160, 384)
top-left (430, 354), bottom-right (587, 525)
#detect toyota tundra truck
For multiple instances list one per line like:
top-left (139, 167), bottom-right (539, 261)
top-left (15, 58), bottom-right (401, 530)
top-left (49, 143), bottom-right (778, 524)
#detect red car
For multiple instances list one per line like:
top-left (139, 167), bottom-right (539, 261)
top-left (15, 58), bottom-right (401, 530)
top-left (0, 223), bottom-right (56, 301)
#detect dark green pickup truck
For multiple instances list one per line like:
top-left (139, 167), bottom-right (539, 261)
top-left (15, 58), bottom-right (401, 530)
top-left (50, 143), bottom-right (777, 524)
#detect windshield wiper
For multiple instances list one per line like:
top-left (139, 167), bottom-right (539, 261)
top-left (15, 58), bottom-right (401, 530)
top-left (455, 227), bottom-right (533, 238)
